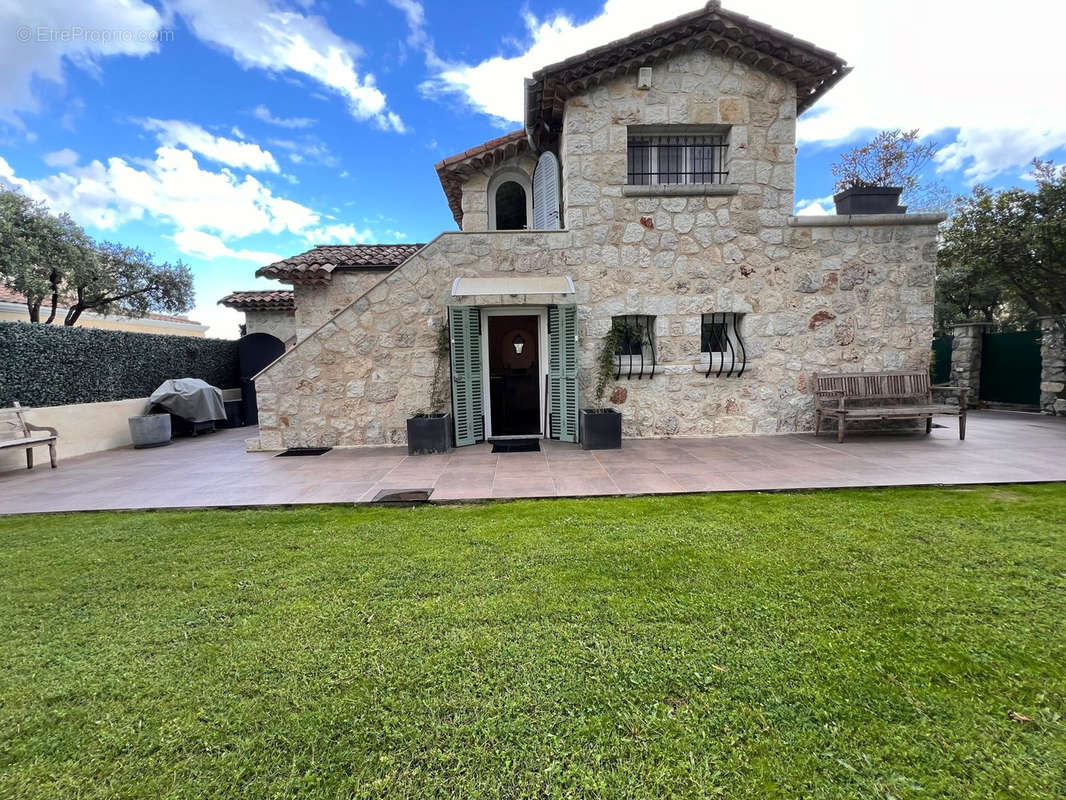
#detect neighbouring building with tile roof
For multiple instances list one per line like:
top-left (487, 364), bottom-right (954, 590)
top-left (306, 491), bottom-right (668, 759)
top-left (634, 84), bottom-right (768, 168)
top-left (232, 1), bottom-right (944, 451)
top-left (0, 286), bottom-right (208, 337)
top-left (218, 290), bottom-right (297, 346)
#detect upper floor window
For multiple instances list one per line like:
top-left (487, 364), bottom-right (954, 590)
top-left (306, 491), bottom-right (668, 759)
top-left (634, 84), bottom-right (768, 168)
top-left (488, 169), bottom-right (533, 231)
top-left (495, 181), bottom-right (527, 230)
top-left (628, 132), bottom-right (728, 186)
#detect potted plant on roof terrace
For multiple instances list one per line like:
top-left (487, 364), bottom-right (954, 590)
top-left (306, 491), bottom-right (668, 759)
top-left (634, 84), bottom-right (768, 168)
top-left (406, 321), bottom-right (453, 455)
top-left (831, 129), bottom-right (938, 215)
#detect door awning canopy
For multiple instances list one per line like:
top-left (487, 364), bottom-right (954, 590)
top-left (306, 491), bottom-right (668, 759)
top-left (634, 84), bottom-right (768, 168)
top-left (450, 275), bottom-right (575, 297)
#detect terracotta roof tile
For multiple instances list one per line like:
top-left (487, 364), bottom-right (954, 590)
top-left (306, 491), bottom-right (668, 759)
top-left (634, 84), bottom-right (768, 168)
top-left (218, 290), bottom-right (295, 312)
top-left (524, 1), bottom-right (849, 146)
top-left (0, 284), bottom-right (202, 326)
top-left (435, 130), bottom-right (529, 228)
top-left (255, 243), bottom-right (425, 284)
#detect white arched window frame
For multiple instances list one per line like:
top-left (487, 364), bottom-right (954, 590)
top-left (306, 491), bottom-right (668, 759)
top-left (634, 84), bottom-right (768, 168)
top-left (487, 168), bottom-right (533, 231)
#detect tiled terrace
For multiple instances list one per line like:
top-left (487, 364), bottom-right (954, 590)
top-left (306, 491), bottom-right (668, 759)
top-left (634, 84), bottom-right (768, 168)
top-left (1, 411), bottom-right (1064, 515)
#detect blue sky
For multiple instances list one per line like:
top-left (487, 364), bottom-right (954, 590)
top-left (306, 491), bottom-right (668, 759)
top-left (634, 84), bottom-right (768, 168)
top-left (1, 0), bottom-right (1064, 336)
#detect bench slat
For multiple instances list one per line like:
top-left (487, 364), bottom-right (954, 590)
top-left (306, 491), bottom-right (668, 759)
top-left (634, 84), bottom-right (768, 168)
top-left (821, 405), bottom-right (959, 418)
top-left (0, 436), bottom-right (57, 448)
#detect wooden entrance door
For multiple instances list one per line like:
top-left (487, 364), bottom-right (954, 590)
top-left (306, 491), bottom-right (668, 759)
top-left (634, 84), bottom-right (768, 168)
top-left (487, 315), bottom-right (540, 436)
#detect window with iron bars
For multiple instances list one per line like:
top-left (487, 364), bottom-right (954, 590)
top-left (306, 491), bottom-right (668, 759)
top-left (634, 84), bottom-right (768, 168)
top-left (701, 312), bottom-right (746, 377)
top-left (611, 314), bottom-right (656, 380)
top-left (627, 133), bottom-right (728, 186)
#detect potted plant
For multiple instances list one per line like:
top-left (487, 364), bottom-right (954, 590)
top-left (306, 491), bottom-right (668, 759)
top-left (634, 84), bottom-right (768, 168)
top-left (128, 412), bottom-right (171, 449)
top-left (579, 407), bottom-right (621, 450)
top-left (831, 129), bottom-right (938, 215)
top-left (407, 322), bottom-right (453, 455)
top-left (581, 320), bottom-right (638, 450)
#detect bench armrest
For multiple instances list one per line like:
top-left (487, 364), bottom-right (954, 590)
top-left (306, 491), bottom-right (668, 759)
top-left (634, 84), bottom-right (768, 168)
top-left (24, 421), bottom-right (58, 437)
top-left (931, 384), bottom-right (968, 407)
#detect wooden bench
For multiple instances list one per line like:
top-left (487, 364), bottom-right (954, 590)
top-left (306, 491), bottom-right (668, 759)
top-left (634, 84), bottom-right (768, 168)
top-left (814, 371), bottom-right (967, 443)
top-left (0, 402), bottom-right (58, 469)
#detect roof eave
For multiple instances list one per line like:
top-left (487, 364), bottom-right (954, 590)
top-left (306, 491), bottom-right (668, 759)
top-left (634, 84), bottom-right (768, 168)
top-left (523, 2), bottom-right (849, 137)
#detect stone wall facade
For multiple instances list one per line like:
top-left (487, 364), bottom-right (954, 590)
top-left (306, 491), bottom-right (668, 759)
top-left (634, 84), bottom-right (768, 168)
top-left (292, 270), bottom-right (391, 342)
top-left (244, 309), bottom-right (296, 346)
top-left (1040, 317), bottom-right (1066, 416)
top-left (252, 48), bottom-right (943, 450)
top-left (948, 322), bottom-right (991, 407)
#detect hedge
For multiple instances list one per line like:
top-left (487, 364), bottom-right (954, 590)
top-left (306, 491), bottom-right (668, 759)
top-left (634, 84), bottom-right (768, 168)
top-left (0, 321), bottom-right (239, 408)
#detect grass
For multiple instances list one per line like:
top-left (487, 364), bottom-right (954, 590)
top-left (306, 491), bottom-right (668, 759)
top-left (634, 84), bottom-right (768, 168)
top-left (0, 486), bottom-right (1064, 799)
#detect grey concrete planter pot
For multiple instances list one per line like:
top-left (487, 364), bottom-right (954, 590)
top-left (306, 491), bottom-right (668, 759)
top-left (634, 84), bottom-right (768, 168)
top-left (407, 413), bottom-right (452, 455)
top-left (580, 408), bottom-right (622, 450)
top-left (833, 186), bottom-right (906, 215)
top-left (128, 414), bottom-right (172, 449)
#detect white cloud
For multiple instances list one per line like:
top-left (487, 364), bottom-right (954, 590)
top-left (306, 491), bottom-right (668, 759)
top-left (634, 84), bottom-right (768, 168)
top-left (0, 0), bottom-right (163, 120)
top-left (0, 148), bottom-right (318, 238)
top-left (42, 147), bottom-right (78, 168)
top-left (187, 302), bottom-right (243, 339)
top-left (267, 137), bottom-right (339, 168)
top-left (422, 0), bottom-right (702, 124)
top-left (425, 0), bottom-right (1066, 181)
top-left (934, 126), bottom-right (1066, 183)
top-left (305, 223), bottom-right (374, 244)
top-left (251, 104), bottom-right (316, 129)
top-left (388, 0), bottom-right (429, 50)
top-left (796, 194), bottom-right (835, 216)
top-left (171, 230), bottom-right (281, 265)
top-left (140, 118), bottom-right (279, 172)
top-left (170, 0), bottom-right (405, 132)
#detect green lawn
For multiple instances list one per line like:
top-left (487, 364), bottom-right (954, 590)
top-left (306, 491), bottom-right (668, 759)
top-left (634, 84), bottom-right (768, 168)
top-left (1, 487), bottom-right (1064, 799)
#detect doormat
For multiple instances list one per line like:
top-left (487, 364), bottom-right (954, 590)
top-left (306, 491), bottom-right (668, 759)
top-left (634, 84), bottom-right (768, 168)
top-left (371, 488), bottom-right (433, 505)
top-left (491, 440), bottom-right (540, 453)
top-left (276, 447), bottom-right (332, 457)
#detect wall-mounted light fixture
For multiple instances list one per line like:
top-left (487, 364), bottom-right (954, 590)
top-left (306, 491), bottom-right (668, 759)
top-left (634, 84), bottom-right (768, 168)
top-left (513, 334), bottom-right (525, 355)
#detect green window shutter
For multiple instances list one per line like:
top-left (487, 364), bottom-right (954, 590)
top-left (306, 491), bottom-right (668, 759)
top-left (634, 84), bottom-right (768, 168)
top-left (548, 304), bottom-right (579, 442)
top-left (449, 306), bottom-right (484, 446)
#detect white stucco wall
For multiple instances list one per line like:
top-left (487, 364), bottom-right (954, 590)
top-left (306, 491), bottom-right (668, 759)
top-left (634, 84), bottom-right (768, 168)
top-left (0, 397), bottom-right (149, 473)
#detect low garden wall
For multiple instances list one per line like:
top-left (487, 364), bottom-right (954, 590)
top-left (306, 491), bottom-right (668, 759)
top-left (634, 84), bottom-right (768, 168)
top-left (0, 396), bottom-right (149, 473)
top-left (0, 321), bottom-right (241, 472)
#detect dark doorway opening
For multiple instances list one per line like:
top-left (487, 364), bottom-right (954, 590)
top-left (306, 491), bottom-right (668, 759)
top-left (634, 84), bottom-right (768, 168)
top-left (980, 329), bottom-right (1042, 408)
top-left (488, 315), bottom-right (540, 436)
top-left (494, 181), bottom-right (527, 230)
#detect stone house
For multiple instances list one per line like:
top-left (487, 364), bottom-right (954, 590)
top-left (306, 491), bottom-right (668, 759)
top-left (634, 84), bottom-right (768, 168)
top-left (236, 1), bottom-right (945, 451)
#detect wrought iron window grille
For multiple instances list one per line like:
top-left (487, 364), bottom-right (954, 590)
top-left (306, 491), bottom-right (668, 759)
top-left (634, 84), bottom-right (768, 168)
top-left (627, 134), bottom-right (728, 186)
top-left (612, 314), bottom-right (656, 380)
top-left (701, 312), bottom-right (746, 378)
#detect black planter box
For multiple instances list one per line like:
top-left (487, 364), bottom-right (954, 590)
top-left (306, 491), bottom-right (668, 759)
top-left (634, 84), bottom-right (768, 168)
top-left (407, 413), bottom-right (452, 455)
top-left (579, 408), bottom-right (622, 450)
top-left (833, 186), bottom-right (906, 215)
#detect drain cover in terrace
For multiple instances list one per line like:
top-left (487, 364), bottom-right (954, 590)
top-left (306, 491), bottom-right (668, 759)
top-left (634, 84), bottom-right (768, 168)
top-left (276, 447), bottom-right (332, 457)
top-left (491, 440), bottom-right (540, 453)
top-left (371, 488), bottom-right (433, 505)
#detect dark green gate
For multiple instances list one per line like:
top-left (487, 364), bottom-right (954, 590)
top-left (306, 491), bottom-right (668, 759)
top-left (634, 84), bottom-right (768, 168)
top-left (980, 330), bottom-right (1042, 407)
top-left (931, 335), bottom-right (953, 384)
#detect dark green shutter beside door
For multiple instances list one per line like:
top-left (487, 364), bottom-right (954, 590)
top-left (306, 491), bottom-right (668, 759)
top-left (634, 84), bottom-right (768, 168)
top-left (548, 304), bottom-right (579, 442)
top-left (449, 306), bottom-right (484, 446)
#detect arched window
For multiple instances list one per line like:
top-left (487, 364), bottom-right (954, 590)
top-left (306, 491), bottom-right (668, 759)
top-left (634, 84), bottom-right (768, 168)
top-left (495, 182), bottom-right (527, 230)
top-left (488, 169), bottom-right (533, 231)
